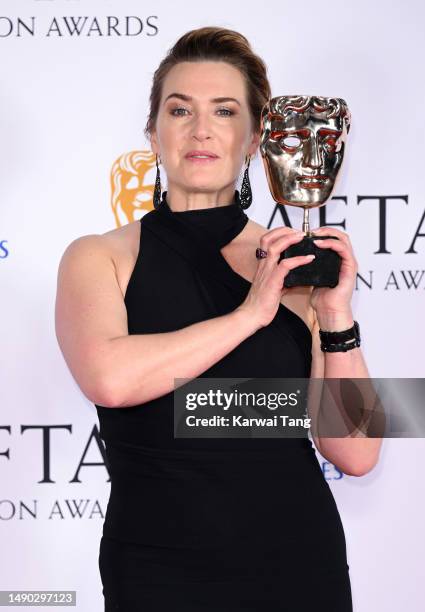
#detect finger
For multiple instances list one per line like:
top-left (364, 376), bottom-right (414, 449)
top-left (312, 231), bottom-right (349, 246)
top-left (313, 237), bottom-right (347, 250)
top-left (259, 226), bottom-right (302, 248)
top-left (312, 238), bottom-right (355, 262)
top-left (260, 231), bottom-right (305, 265)
top-left (312, 227), bottom-right (351, 246)
top-left (275, 254), bottom-right (316, 286)
top-left (311, 226), bottom-right (348, 237)
top-left (278, 254), bottom-right (316, 275)
top-left (312, 231), bottom-right (352, 253)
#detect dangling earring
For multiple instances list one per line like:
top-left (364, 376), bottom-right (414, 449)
top-left (153, 154), bottom-right (162, 209)
top-left (239, 155), bottom-right (252, 209)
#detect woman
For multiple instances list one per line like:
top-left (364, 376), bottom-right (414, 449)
top-left (55, 26), bottom-right (382, 611)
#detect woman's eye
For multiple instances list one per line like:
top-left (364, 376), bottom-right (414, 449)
top-left (170, 107), bottom-right (188, 116)
top-left (169, 107), bottom-right (234, 117)
top-left (217, 108), bottom-right (234, 116)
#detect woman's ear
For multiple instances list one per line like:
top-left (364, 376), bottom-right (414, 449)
top-left (150, 130), bottom-right (159, 155)
top-left (248, 131), bottom-right (261, 157)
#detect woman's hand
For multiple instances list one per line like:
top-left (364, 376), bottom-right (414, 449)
top-left (309, 227), bottom-right (358, 328)
top-left (237, 227), bottom-right (316, 329)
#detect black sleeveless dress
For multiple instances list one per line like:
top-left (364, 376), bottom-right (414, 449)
top-left (96, 190), bottom-right (353, 611)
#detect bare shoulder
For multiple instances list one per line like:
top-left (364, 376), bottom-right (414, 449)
top-left (101, 218), bottom-right (141, 261)
top-left (55, 224), bottom-right (141, 406)
top-left (57, 234), bottom-right (113, 284)
top-left (60, 232), bottom-right (109, 258)
top-left (59, 219), bottom-right (141, 299)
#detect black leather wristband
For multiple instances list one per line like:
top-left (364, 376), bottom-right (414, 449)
top-left (319, 320), bottom-right (361, 352)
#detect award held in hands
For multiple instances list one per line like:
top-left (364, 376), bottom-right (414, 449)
top-left (259, 95), bottom-right (351, 288)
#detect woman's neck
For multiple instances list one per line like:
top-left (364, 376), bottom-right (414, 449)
top-left (164, 184), bottom-right (238, 212)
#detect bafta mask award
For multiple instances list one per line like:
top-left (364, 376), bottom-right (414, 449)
top-left (259, 95), bottom-right (351, 288)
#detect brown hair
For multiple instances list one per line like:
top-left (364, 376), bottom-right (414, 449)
top-left (144, 26), bottom-right (271, 140)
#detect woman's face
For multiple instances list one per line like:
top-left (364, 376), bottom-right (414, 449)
top-left (150, 61), bottom-right (260, 196)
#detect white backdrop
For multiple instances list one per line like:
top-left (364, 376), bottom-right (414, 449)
top-left (1, 0), bottom-right (424, 610)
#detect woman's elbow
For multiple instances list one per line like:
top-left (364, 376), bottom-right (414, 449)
top-left (344, 455), bottom-right (379, 477)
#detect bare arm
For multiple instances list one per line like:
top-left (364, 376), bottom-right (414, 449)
top-left (55, 229), bottom-right (312, 409)
top-left (100, 309), bottom-right (260, 407)
top-left (55, 235), bottom-right (261, 408)
top-left (307, 308), bottom-right (383, 477)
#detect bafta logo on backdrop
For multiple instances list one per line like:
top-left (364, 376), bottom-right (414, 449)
top-left (110, 150), bottom-right (156, 227)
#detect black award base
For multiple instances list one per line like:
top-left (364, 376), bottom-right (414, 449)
top-left (279, 235), bottom-right (342, 288)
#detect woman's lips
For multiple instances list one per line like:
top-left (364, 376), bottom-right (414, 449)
top-left (185, 156), bottom-right (219, 163)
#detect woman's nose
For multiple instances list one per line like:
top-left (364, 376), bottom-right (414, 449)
top-left (190, 113), bottom-right (212, 139)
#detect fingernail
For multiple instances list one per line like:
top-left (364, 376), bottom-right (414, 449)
top-left (306, 254), bottom-right (315, 258)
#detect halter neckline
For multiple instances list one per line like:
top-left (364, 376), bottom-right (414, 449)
top-left (156, 190), bottom-right (249, 249)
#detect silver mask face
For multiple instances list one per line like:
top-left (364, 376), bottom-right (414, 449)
top-left (259, 95), bottom-right (351, 209)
